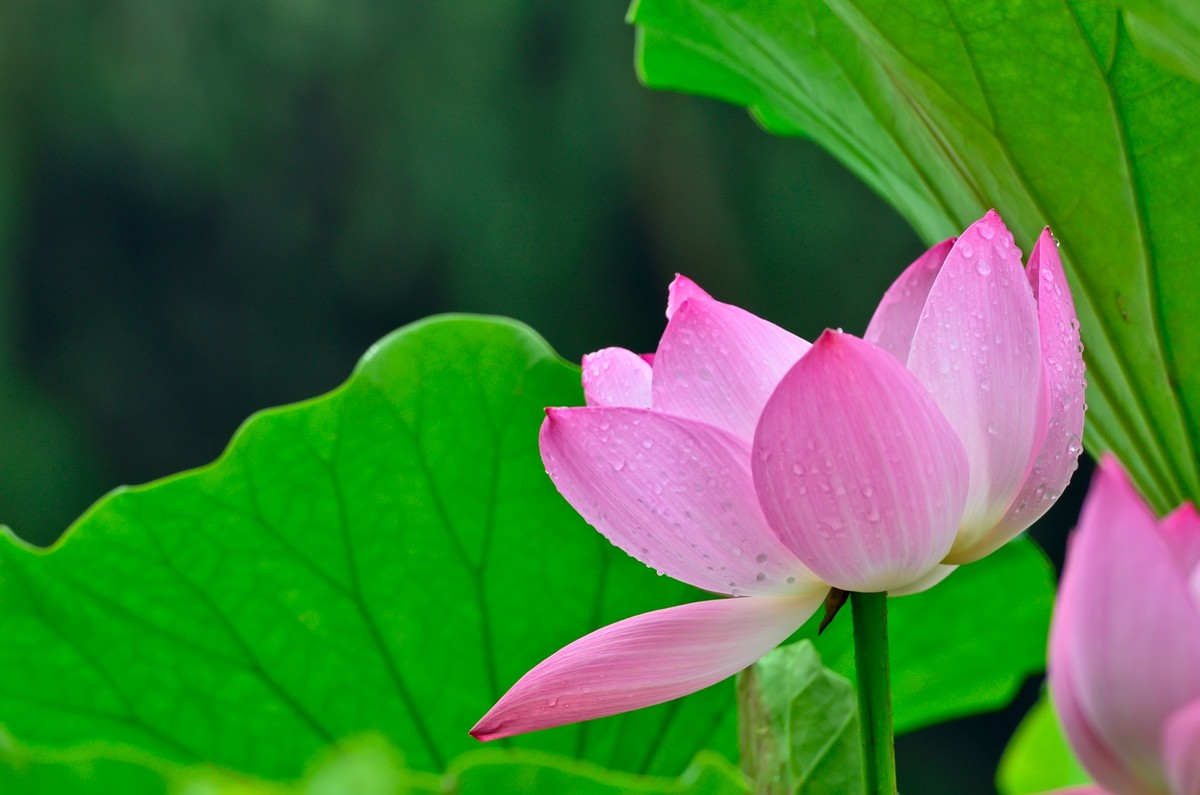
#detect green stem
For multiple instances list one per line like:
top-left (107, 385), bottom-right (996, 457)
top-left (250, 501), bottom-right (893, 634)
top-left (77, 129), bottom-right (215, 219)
top-left (851, 590), bottom-right (897, 795)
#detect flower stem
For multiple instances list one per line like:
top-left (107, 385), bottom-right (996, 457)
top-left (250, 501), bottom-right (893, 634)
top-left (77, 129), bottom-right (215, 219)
top-left (851, 590), bottom-right (896, 794)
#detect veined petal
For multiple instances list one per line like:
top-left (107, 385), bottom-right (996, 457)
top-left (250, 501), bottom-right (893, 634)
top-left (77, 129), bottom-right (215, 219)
top-left (864, 238), bottom-right (955, 361)
top-left (1164, 698), bottom-right (1200, 795)
top-left (666, 273), bottom-right (713, 319)
top-left (907, 211), bottom-right (1043, 563)
top-left (991, 229), bottom-right (1086, 556)
top-left (1053, 456), bottom-right (1200, 790)
top-left (470, 594), bottom-right (820, 741)
top-left (752, 331), bottom-right (968, 593)
top-left (540, 407), bottom-right (822, 597)
top-left (582, 347), bottom-right (653, 408)
top-left (652, 294), bottom-right (811, 445)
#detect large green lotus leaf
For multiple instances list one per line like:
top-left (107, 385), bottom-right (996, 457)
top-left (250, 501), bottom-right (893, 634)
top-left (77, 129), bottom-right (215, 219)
top-left (799, 538), bottom-right (1054, 734)
top-left (737, 641), bottom-right (863, 794)
top-left (631, 0), bottom-right (1200, 513)
top-left (996, 695), bottom-right (1090, 794)
top-left (0, 316), bottom-right (738, 779)
top-left (0, 732), bottom-right (749, 795)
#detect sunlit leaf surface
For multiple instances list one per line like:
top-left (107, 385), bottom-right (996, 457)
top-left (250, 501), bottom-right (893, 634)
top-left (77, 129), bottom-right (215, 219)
top-left (0, 317), bottom-right (737, 779)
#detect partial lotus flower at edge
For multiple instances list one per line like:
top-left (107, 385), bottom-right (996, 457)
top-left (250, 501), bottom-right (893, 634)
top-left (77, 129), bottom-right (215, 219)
top-left (471, 210), bottom-right (1086, 742)
top-left (1045, 455), bottom-right (1200, 795)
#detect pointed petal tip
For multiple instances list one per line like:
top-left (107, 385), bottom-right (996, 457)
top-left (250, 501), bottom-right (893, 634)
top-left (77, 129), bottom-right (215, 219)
top-left (666, 274), bottom-right (713, 319)
top-left (468, 720), bottom-right (500, 742)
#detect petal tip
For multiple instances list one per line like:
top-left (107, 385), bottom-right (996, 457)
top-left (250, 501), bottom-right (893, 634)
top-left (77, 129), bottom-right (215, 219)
top-left (666, 274), bottom-right (712, 319)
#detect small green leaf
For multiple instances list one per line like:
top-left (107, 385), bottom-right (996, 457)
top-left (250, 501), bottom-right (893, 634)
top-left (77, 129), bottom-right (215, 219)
top-left (797, 539), bottom-right (1055, 734)
top-left (996, 695), bottom-right (1091, 795)
top-left (737, 641), bottom-right (863, 794)
top-left (0, 316), bottom-right (734, 779)
top-left (631, 0), bottom-right (1200, 514)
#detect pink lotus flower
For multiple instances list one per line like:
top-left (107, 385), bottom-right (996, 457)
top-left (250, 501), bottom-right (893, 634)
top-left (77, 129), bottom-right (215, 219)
top-left (471, 210), bottom-right (1084, 742)
top-left (1048, 456), bottom-right (1200, 795)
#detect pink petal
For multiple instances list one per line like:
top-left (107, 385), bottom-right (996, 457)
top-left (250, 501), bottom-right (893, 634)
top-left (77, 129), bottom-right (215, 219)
top-left (652, 293), bottom-right (811, 445)
top-left (864, 238), bottom-right (955, 361)
top-left (993, 229), bottom-right (1087, 553)
top-left (470, 594), bottom-right (821, 741)
top-left (665, 273), bottom-right (713, 319)
top-left (1049, 578), bottom-right (1149, 794)
top-left (1042, 789), bottom-right (1111, 795)
top-left (1160, 502), bottom-right (1200, 577)
top-left (752, 331), bottom-right (968, 592)
top-left (888, 565), bottom-right (957, 597)
top-left (582, 347), bottom-right (653, 408)
top-left (540, 407), bottom-right (822, 597)
top-left (1164, 698), bottom-right (1200, 795)
top-left (1052, 456), bottom-right (1200, 790)
top-left (906, 211), bottom-right (1043, 563)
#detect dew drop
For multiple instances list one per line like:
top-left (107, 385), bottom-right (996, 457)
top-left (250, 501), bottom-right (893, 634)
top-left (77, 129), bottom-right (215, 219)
top-left (976, 259), bottom-right (992, 276)
top-left (755, 553), bottom-right (769, 564)
top-left (979, 223), bottom-right (996, 240)
top-left (755, 572), bottom-right (766, 582)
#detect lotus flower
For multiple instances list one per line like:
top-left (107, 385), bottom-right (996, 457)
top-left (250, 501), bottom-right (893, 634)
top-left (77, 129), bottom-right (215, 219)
top-left (1048, 456), bottom-right (1200, 795)
top-left (471, 210), bottom-right (1085, 742)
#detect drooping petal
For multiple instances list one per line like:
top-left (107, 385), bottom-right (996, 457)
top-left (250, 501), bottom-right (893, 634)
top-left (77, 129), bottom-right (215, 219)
top-left (470, 594), bottom-right (821, 741)
top-left (1053, 456), bottom-right (1200, 790)
top-left (752, 331), bottom-right (968, 592)
top-left (1164, 698), bottom-right (1200, 795)
top-left (582, 347), bottom-right (653, 408)
top-left (652, 294), bottom-right (811, 444)
top-left (992, 229), bottom-right (1087, 553)
top-left (540, 407), bottom-right (822, 597)
top-left (864, 238), bottom-right (955, 361)
top-left (906, 211), bottom-right (1043, 563)
top-left (666, 273), bottom-right (713, 319)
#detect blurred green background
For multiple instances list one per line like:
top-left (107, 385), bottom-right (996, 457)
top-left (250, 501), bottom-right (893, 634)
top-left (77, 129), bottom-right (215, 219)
top-left (0, 1), bottom-right (1088, 791)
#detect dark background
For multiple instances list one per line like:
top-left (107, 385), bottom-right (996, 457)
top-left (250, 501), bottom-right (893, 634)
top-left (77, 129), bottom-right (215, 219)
top-left (0, 1), bottom-right (1089, 790)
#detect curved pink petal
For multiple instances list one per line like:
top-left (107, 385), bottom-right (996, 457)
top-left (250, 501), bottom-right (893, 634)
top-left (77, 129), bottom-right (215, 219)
top-left (752, 331), bottom-right (968, 592)
top-left (1050, 575), bottom-right (1151, 794)
top-left (888, 564), bottom-right (957, 597)
top-left (1043, 789), bottom-right (1111, 795)
top-left (993, 229), bottom-right (1087, 553)
top-left (652, 294), bottom-right (811, 444)
top-left (1053, 456), bottom-right (1200, 790)
top-left (470, 594), bottom-right (821, 741)
top-left (582, 347), bottom-right (653, 408)
top-left (1164, 698), bottom-right (1200, 795)
top-left (540, 407), bottom-right (822, 597)
top-left (906, 211), bottom-right (1043, 563)
top-left (864, 238), bottom-right (955, 361)
top-left (666, 273), bottom-right (713, 319)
